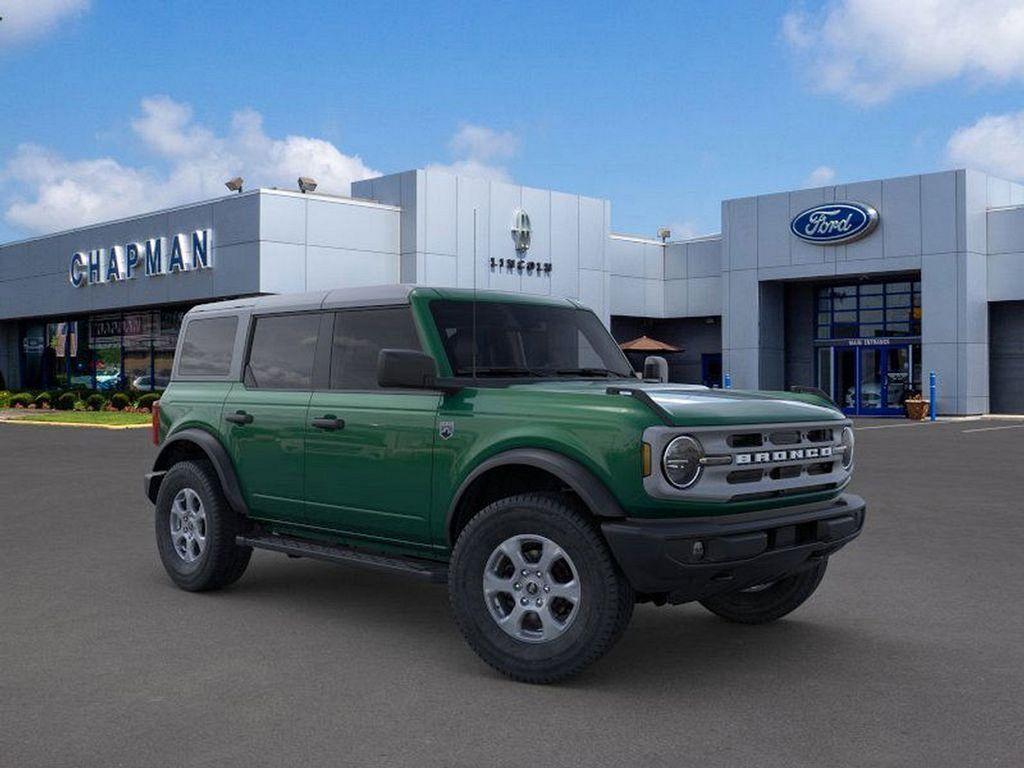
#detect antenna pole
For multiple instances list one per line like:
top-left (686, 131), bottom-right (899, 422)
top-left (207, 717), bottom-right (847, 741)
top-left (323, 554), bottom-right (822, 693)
top-left (472, 207), bottom-right (478, 380)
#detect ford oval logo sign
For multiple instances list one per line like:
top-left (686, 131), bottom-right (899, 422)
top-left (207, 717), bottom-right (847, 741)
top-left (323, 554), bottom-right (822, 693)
top-left (790, 202), bottom-right (879, 245)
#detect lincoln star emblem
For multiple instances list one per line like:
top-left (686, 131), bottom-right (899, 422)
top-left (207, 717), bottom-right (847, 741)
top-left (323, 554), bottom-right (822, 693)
top-left (510, 209), bottom-right (531, 253)
top-left (439, 421), bottom-right (455, 440)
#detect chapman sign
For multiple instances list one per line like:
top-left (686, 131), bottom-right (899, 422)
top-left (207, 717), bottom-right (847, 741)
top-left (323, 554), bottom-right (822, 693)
top-left (790, 202), bottom-right (878, 245)
top-left (69, 229), bottom-right (212, 287)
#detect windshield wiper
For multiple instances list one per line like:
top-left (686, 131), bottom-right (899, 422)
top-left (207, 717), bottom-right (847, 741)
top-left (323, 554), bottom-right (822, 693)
top-left (454, 366), bottom-right (540, 377)
top-left (553, 367), bottom-right (628, 378)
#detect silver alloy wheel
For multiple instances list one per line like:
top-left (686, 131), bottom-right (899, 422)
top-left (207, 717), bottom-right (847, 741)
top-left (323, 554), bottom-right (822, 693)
top-left (483, 534), bottom-right (582, 643)
top-left (169, 488), bottom-right (208, 564)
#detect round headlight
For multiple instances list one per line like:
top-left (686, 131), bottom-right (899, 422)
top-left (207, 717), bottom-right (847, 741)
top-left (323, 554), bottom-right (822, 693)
top-left (662, 435), bottom-right (704, 489)
top-left (840, 425), bottom-right (855, 469)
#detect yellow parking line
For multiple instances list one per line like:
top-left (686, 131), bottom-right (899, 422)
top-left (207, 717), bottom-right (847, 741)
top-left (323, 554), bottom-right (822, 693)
top-left (0, 419), bottom-right (149, 430)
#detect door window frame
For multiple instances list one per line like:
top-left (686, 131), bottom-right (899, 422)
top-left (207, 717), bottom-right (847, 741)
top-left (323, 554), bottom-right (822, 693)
top-left (241, 310), bottom-right (330, 392)
top-left (818, 341), bottom-right (914, 417)
top-left (325, 305), bottom-right (432, 395)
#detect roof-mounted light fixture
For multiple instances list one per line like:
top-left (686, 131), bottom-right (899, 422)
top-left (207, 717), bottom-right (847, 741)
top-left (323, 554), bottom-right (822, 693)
top-left (225, 177), bottom-right (244, 194)
top-left (298, 176), bottom-right (318, 194)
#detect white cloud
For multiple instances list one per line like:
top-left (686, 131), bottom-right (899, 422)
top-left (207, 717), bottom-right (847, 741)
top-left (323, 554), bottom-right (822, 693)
top-left (805, 165), bottom-right (836, 186)
top-left (782, 0), bottom-right (1024, 105)
top-left (448, 124), bottom-right (518, 162)
top-left (947, 110), bottom-right (1024, 178)
top-left (427, 123), bottom-right (518, 181)
top-left (0, 0), bottom-right (89, 46)
top-left (1, 95), bottom-right (379, 234)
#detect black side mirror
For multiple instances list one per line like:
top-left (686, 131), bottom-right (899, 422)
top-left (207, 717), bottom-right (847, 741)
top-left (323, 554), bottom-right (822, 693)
top-left (378, 349), bottom-right (462, 393)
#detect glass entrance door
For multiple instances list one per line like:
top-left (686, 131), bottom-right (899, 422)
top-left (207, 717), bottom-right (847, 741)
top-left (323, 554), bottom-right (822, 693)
top-left (826, 343), bottom-right (911, 416)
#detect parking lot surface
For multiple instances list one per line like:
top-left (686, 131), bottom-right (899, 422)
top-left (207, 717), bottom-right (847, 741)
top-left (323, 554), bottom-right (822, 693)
top-left (1, 418), bottom-right (1023, 767)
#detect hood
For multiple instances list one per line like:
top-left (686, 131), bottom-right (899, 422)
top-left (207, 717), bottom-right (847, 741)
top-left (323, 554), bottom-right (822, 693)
top-left (508, 379), bottom-right (843, 426)
top-left (633, 385), bottom-right (843, 426)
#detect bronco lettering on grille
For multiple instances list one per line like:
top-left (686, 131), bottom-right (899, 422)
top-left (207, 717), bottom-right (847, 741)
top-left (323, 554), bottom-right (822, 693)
top-left (735, 447), bottom-right (833, 465)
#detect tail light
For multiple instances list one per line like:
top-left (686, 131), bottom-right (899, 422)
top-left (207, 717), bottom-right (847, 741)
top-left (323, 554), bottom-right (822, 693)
top-left (151, 400), bottom-right (161, 446)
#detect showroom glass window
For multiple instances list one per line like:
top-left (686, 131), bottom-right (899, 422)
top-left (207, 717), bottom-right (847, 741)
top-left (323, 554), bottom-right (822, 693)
top-left (18, 304), bottom-right (198, 391)
top-left (815, 280), bottom-right (921, 340)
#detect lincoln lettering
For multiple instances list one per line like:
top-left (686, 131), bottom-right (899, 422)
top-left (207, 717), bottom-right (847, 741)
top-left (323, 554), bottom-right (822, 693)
top-left (69, 229), bottom-right (212, 287)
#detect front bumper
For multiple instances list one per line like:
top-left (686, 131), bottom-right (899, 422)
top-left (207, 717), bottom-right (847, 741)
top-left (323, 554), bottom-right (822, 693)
top-left (601, 493), bottom-right (865, 604)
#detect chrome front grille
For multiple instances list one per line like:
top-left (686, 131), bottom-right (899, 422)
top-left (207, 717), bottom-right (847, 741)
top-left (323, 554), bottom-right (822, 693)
top-left (642, 420), bottom-right (852, 503)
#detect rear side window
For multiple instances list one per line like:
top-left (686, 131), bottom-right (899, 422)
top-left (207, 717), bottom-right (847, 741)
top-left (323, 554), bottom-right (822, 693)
top-left (331, 307), bottom-right (421, 389)
top-left (245, 313), bottom-right (321, 390)
top-left (176, 316), bottom-right (238, 377)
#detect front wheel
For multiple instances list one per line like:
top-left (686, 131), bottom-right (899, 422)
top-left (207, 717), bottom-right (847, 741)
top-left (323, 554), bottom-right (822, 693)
top-left (699, 559), bottom-right (828, 624)
top-left (448, 493), bottom-right (634, 684)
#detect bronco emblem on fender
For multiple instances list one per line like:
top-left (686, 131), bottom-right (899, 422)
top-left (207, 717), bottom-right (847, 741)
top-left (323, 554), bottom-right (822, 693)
top-left (439, 420), bottom-right (455, 440)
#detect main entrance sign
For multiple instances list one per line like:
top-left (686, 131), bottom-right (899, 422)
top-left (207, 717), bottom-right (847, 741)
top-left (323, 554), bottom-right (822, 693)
top-left (70, 229), bottom-right (212, 287)
top-left (790, 202), bottom-right (878, 245)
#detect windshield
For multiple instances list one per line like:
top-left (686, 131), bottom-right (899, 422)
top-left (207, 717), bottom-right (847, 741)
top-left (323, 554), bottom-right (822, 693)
top-left (429, 300), bottom-right (635, 378)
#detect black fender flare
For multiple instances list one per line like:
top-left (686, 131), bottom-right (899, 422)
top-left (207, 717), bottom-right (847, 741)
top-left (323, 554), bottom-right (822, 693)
top-left (446, 448), bottom-right (626, 543)
top-left (145, 428), bottom-right (249, 516)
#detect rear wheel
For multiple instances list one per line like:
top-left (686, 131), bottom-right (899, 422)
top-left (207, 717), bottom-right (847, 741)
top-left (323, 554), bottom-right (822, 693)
top-left (155, 459), bottom-right (252, 592)
top-left (448, 493), bottom-right (633, 684)
top-left (699, 559), bottom-right (828, 624)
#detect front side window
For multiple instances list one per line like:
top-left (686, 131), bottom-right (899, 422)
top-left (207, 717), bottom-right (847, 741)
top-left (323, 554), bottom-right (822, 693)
top-left (429, 300), bottom-right (633, 378)
top-left (331, 307), bottom-right (421, 390)
top-left (177, 316), bottom-right (238, 378)
top-left (245, 313), bottom-right (320, 389)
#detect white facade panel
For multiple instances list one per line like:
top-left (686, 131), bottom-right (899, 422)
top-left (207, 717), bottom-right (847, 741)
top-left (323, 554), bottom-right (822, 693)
top-left (920, 172), bottom-right (958, 255)
top-left (259, 194), bottom-right (306, 244)
top-left (881, 175), bottom-right (922, 259)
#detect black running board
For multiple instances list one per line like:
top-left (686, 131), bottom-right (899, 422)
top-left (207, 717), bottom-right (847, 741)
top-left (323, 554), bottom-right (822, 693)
top-left (236, 533), bottom-right (448, 583)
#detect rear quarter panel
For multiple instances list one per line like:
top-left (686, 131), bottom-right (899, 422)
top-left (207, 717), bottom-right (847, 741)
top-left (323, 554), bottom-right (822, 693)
top-left (158, 382), bottom-right (235, 443)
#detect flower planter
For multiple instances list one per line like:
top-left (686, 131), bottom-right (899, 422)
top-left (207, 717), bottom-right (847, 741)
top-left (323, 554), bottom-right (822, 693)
top-left (905, 399), bottom-right (929, 420)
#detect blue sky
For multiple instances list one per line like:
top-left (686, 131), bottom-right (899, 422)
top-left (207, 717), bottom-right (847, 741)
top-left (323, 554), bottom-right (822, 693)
top-left (2, 0), bottom-right (1024, 244)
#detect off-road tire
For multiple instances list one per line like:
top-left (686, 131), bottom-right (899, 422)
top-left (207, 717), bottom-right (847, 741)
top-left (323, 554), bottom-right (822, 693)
top-left (155, 459), bottom-right (252, 592)
top-left (448, 493), bottom-right (634, 684)
top-left (699, 558), bottom-right (828, 624)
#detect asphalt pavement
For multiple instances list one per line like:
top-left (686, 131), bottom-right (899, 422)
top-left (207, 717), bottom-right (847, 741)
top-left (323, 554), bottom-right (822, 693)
top-left (1, 418), bottom-right (1022, 767)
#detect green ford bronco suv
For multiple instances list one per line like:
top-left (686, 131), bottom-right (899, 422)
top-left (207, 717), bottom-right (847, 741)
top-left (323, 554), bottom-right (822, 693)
top-left (145, 285), bottom-right (864, 683)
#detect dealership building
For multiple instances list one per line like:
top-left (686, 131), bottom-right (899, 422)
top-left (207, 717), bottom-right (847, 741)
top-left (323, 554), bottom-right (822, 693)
top-left (1, 166), bottom-right (1023, 415)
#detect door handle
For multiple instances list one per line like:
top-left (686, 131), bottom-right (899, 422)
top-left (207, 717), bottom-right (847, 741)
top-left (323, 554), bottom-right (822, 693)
top-left (225, 410), bottom-right (254, 425)
top-left (311, 415), bottom-right (344, 431)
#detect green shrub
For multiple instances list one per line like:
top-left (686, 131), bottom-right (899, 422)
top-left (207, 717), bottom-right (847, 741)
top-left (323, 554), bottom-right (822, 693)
top-left (56, 392), bottom-right (77, 411)
top-left (10, 392), bottom-right (33, 408)
top-left (0, 391), bottom-right (10, 408)
top-left (110, 392), bottom-right (131, 410)
top-left (86, 393), bottom-right (106, 411)
top-left (35, 392), bottom-right (53, 408)
top-left (137, 393), bottom-right (160, 411)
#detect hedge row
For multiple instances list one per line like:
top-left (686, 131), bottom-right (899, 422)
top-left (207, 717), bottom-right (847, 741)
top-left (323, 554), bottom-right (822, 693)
top-left (0, 389), bottom-right (162, 411)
